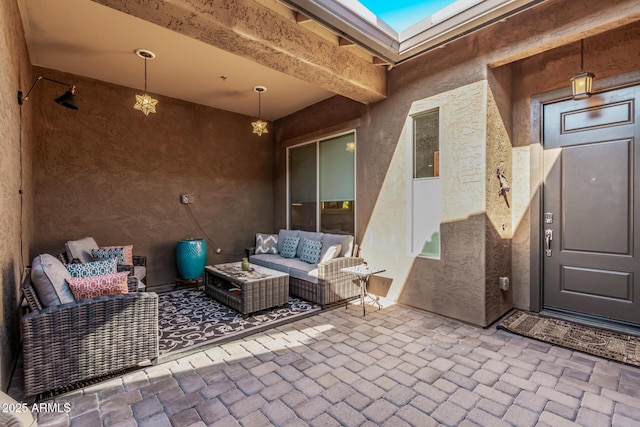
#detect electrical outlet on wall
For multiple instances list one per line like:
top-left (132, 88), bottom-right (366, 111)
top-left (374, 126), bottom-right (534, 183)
top-left (180, 194), bottom-right (189, 204)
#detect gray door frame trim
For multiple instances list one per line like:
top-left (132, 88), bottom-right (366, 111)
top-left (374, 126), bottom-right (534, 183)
top-left (529, 70), bottom-right (640, 313)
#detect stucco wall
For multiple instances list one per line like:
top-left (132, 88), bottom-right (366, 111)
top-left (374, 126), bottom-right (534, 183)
top-left (485, 69), bottom-right (513, 325)
top-left (32, 69), bottom-right (275, 287)
top-left (363, 82), bottom-right (489, 326)
top-left (274, 0), bottom-right (640, 327)
top-left (0, 0), bottom-right (33, 390)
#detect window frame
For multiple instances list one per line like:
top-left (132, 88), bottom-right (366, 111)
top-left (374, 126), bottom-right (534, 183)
top-left (409, 108), bottom-right (442, 259)
top-left (412, 108), bottom-right (440, 180)
top-left (286, 130), bottom-right (357, 236)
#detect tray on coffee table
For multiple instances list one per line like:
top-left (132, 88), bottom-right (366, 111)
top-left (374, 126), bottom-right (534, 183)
top-left (204, 262), bottom-right (289, 315)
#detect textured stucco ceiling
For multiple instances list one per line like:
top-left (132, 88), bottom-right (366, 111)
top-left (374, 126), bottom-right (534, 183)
top-left (17, 0), bottom-right (348, 120)
top-left (17, 0), bottom-right (560, 120)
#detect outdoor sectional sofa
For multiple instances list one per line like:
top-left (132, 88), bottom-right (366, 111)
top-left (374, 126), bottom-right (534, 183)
top-left (249, 229), bottom-right (363, 307)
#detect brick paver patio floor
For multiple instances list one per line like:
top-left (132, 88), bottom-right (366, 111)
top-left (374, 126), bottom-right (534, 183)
top-left (30, 302), bottom-right (640, 426)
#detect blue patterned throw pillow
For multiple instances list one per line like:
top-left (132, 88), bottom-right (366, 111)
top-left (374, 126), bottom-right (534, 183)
top-left (91, 247), bottom-right (127, 265)
top-left (300, 239), bottom-right (322, 264)
top-left (280, 236), bottom-right (300, 258)
top-left (65, 258), bottom-right (118, 278)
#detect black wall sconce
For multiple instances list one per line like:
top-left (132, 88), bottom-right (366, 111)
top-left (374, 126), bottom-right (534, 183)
top-left (17, 76), bottom-right (78, 110)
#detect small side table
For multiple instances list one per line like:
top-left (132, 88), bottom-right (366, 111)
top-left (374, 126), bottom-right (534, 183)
top-left (341, 264), bottom-right (385, 316)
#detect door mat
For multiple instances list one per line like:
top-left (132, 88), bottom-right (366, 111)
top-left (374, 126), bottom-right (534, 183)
top-left (498, 310), bottom-right (640, 368)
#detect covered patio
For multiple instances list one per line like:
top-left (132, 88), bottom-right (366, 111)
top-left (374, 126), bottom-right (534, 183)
top-left (3, 0), bottom-right (640, 424)
top-left (12, 302), bottom-right (640, 426)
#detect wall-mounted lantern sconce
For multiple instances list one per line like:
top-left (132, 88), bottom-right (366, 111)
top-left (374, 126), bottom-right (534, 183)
top-left (571, 39), bottom-right (595, 100)
top-left (17, 76), bottom-right (78, 110)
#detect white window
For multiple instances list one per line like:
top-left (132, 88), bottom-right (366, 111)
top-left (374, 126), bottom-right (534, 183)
top-left (411, 109), bottom-right (441, 258)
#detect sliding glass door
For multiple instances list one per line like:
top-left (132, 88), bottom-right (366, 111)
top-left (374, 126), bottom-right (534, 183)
top-left (288, 131), bottom-right (355, 234)
top-left (289, 143), bottom-right (317, 231)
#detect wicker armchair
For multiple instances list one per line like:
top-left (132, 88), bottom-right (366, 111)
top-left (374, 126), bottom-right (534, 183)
top-left (20, 272), bottom-right (159, 397)
top-left (289, 256), bottom-right (364, 307)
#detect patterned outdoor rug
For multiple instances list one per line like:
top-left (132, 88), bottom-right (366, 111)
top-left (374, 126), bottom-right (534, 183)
top-left (157, 288), bottom-right (320, 360)
top-left (498, 310), bottom-right (640, 367)
top-left (32, 289), bottom-right (318, 401)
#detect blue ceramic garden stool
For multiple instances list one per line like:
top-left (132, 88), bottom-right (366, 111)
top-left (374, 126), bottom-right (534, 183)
top-left (176, 239), bottom-right (207, 280)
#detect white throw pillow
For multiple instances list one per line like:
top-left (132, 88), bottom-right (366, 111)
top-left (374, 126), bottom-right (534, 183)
top-left (319, 244), bottom-right (342, 263)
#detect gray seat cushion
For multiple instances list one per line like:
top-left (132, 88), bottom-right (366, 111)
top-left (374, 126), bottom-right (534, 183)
top-left (65, 237), bottom-right (99, 263)
top-left (133, 265), bottom-right (146, 281)
top-left (31, 254), bottom-right (76, 307)
top-left (249, 254), bottom-right (288, 273)
top-left (250, 254), bottom-right (319, 283)
top-left (283, 258), bottom-right (319, 283)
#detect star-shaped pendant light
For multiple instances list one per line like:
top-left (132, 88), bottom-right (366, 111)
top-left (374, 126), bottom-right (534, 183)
top-left (252, 119), bottom-right (268, 136)
top-left (133, 49), bottom-right (158, 116)
top-left (251, 86), bottom-right (268, 136)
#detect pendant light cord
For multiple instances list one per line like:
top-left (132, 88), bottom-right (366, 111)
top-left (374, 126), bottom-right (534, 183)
top-left (144, 58), bottom-right (148, 93)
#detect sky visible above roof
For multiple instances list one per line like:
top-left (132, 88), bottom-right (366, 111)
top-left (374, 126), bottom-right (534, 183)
top-left (358, 0), bottom-right (459, 31)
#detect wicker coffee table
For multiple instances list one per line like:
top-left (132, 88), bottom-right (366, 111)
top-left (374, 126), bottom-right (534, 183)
top-left (204, 262), bottom-right (289, 315)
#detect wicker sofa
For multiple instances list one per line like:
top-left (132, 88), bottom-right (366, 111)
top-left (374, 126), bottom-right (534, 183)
top-left (20, 256), bottom-right (158, 397)
top-left (249, 229), bottom-right (363, 307)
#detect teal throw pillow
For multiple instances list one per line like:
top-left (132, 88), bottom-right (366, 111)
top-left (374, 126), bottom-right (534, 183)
top-left (280, 236), bottom-right (300, 258)
top-left (66, 258), bottom-right (118, 278)
top-left (300, 239), bottom-right (323, 264)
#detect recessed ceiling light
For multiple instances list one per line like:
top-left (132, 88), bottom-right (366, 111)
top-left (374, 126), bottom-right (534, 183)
top-left (135, 48), bottom-right (156, 60)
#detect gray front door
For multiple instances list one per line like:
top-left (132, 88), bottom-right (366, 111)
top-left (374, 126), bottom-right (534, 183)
top-left (543, 85), bottom-right (640, 325)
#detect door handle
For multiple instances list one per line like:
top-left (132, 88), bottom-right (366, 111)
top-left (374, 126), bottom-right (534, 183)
top-left (545, 229), bottom-right (553, 256)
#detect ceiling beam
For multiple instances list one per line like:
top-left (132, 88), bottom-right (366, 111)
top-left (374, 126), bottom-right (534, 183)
top-left (338, 37), bottom-right (355, 47)
top-left (372, 57), bottom-right (390, 66)
top-left (295, 12), bottom-right (312, 24)
top-left (90, 0), bottom-right (386, 104)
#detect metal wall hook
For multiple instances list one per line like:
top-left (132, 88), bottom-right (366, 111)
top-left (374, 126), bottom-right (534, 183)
top-left (497, 168), bottom-right (510, 196)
